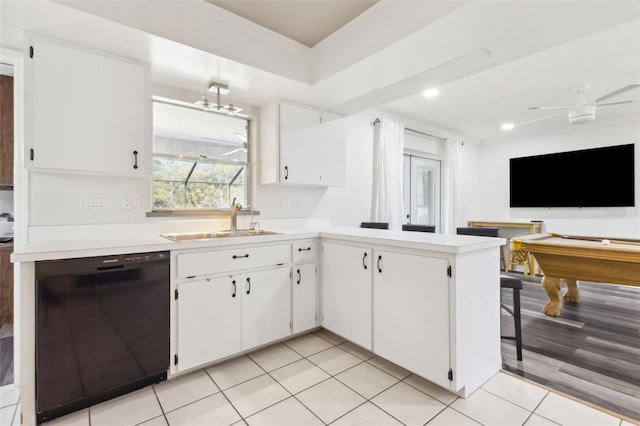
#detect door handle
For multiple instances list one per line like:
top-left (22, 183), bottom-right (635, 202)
top-left (362, 252), bottom-right (368, 270)
top-left (377, 255), bottom-right (382, 273)
top-left (231, 280), bottom-right (237, 298)
top-left (297, 269), bottom-right (301, 285)
top-left (246, 277), bottom-right (251, 295)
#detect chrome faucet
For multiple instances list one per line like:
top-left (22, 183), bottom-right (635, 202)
top-left (230, 197), bottom-right (242, 231)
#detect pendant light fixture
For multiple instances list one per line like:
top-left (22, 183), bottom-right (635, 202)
top-left (196, 82), bottom-right (243, 115)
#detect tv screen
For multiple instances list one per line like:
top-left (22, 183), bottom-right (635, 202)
top-left (510, 144), bottom-right (635, 208)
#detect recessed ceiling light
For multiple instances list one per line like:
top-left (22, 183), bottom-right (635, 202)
top-left (423, 88), bottom-right (439, 98)
top-left (501, 123), bottom-right (515, 130)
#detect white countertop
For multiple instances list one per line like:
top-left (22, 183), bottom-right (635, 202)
top-left (11, 226), bottom-right (504, 262)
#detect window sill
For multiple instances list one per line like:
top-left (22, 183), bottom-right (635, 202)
top-left (146, 209), bottom-right (259, 218)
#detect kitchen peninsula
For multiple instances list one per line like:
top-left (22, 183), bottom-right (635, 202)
top-left (12, 227), bottom-right (504, 425)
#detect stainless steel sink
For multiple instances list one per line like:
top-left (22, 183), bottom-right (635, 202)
top-left (161, 229), bottom-right (280, 242)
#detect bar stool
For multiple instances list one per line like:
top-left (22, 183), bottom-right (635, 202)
top-left (360, 222), bottom-right (389, 229)
top-left (402, 224), bottom-right (435, 233)
top-left (499, 274), bottom-right (523, 361)
top-left (456, 227), bottom-right (507, 271)
top-left (457, 227), bottom-right (523, 361)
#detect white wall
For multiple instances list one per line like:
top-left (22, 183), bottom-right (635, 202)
top-left (327, 113), bottom-right (375, 227)
top-left (473, 120), bottom-right (640, 239)
top-left (459, 141), bottom-right (481, 230)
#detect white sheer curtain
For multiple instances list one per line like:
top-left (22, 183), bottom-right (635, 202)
top-left (371, 119), bottom-right (405, 231)
top-left (442, 137), bottom-right (463, 234)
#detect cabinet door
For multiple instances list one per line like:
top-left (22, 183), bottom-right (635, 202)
top-left (292, 263), bottom-right (317, 334)
top-left (373, 250), bottom-right (450, 388)
top-left (30, 38), bottom-right (147, 174)
top-left (321, 242), bottom-right (372, 349)
top-left (177, 277), bottom-right (241, 371)
top-left (241, 267), bottom-right (291, 351)
top-left (279, 102), bottom-right (322, 184)
top-left (319, 118), bottom-right (346, 186)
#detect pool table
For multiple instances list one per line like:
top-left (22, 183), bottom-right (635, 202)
top-left (510, 233), bottom-right (640, 317)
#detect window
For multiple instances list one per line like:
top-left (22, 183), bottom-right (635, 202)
top-left (152, 100), bottom-right (249, 211)
top-left (403, 155), bottom-right (441, 230)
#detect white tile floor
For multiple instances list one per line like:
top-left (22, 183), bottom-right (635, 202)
top-left (2, 329), bottom-right (636, 426)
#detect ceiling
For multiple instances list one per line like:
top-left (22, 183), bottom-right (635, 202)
top-left (204, 0), bottom-right (379, 47)
top-left (1, 0), bottom-right (639, 142)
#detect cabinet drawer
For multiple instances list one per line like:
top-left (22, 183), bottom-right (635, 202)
top-left (292, 241), bottom-right (316, 263)
top-left (177, 244), bottom-right (290, 278)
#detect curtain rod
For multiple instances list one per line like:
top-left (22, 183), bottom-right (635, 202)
top-left (372, 118), bottom-right (445, 142)
top-left (405, 127), bottom-right (446, 142)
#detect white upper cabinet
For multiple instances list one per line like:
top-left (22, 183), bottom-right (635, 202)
top-left (27, 37), bottom-right (149, 174)
top-left (259, 100), bottom-right (345, 186)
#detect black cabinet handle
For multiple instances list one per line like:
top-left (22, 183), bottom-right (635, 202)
top-left (377, 255), bottom-right (382, 273)
top-left (362, 252), bottom-right (368, 270)
top-left (298, 247), bottom-right (311, 252)
top-left (231, 280), bottom-right (237, 298)
top-left (246, 277), bottom-right (251, 295)
top-left (297, 269), bottom-right (301, 285)
top-left (284, 166), bottom-right (289, 180)
top-left (233, 254), bottom-right (250, 259)
top-left (133, 150), bottom-right (139, 169)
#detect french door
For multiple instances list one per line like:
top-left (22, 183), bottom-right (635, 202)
top-left (403, 155), bottom-right (441, 231)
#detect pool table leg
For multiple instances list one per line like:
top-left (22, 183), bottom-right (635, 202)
top-left (563, 278), bottom-right (580, 303)
top-left (541, 276), bottom-right (563, 317)
top-left (563, 279), bottom-right (580, 304)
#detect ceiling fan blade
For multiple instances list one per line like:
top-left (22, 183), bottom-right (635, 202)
top-left (596, 99), bottom-right (637, 107)
top-left (595, 84), bottom-right (640, 104)
top-left (223, 147), bottom-right (243, 156)
top-left (516, 111), bottom-right (567, 127)
top-left (528, 106), bottom-right (572, 111)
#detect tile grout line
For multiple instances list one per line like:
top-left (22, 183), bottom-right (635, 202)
top-left (203, 366), bottom-right (247, 425)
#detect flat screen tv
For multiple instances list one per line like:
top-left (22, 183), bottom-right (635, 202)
top-left (510, 143), bottom-right (635, 208)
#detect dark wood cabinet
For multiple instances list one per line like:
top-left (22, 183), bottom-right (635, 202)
top-left (0, 245), bottom-right (13, 325)
top-left (0, 75), bottom-right (13, 187)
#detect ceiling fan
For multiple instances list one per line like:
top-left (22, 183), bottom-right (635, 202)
top-left (223, 132), bottom-right (247, 156)
top-left (526, 83), bottom-right (639, 125)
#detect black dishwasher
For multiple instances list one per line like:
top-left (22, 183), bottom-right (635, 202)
top-left (35, 251), bottom-right (170, 424)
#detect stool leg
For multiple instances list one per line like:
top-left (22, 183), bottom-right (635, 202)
top-left (513, 287), bottom-right (523, 361)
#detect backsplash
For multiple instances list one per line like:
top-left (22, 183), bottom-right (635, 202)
top-left (29, 171), bottom-right (151, 226)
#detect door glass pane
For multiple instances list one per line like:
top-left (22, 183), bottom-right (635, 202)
top-left (410, 156), bottom-right (441, 230)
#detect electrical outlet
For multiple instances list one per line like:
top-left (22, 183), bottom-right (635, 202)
top-left (84, 194), bottom-right (94, 209)
top-left (85, 193), bottom-right (105, 209)
top-left (122, 194), bottom-right (140, 209)
top-left (280, 199), bottom-right (290, 210)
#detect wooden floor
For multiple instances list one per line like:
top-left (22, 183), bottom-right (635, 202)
top-left (0, 323), bottom-right (13, 386)
top-left (500, 273), bottom-right (640, 422)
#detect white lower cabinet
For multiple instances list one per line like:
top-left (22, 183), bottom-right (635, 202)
top-left (176, 267), bottom-right (292, 372)
top-left (177, 276), bottom-right (241, 372)
top-left (373, 250), bottom-right (451, 389)
top-left (321, 242), bottom-right (372, 350)
top-left (292, 263), bottom-right (317, 334)
top-left (241, 266), bottom-right (292, 350)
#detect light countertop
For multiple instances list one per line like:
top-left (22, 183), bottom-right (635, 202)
top-left (11, 227), bottom-right (504, 263)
